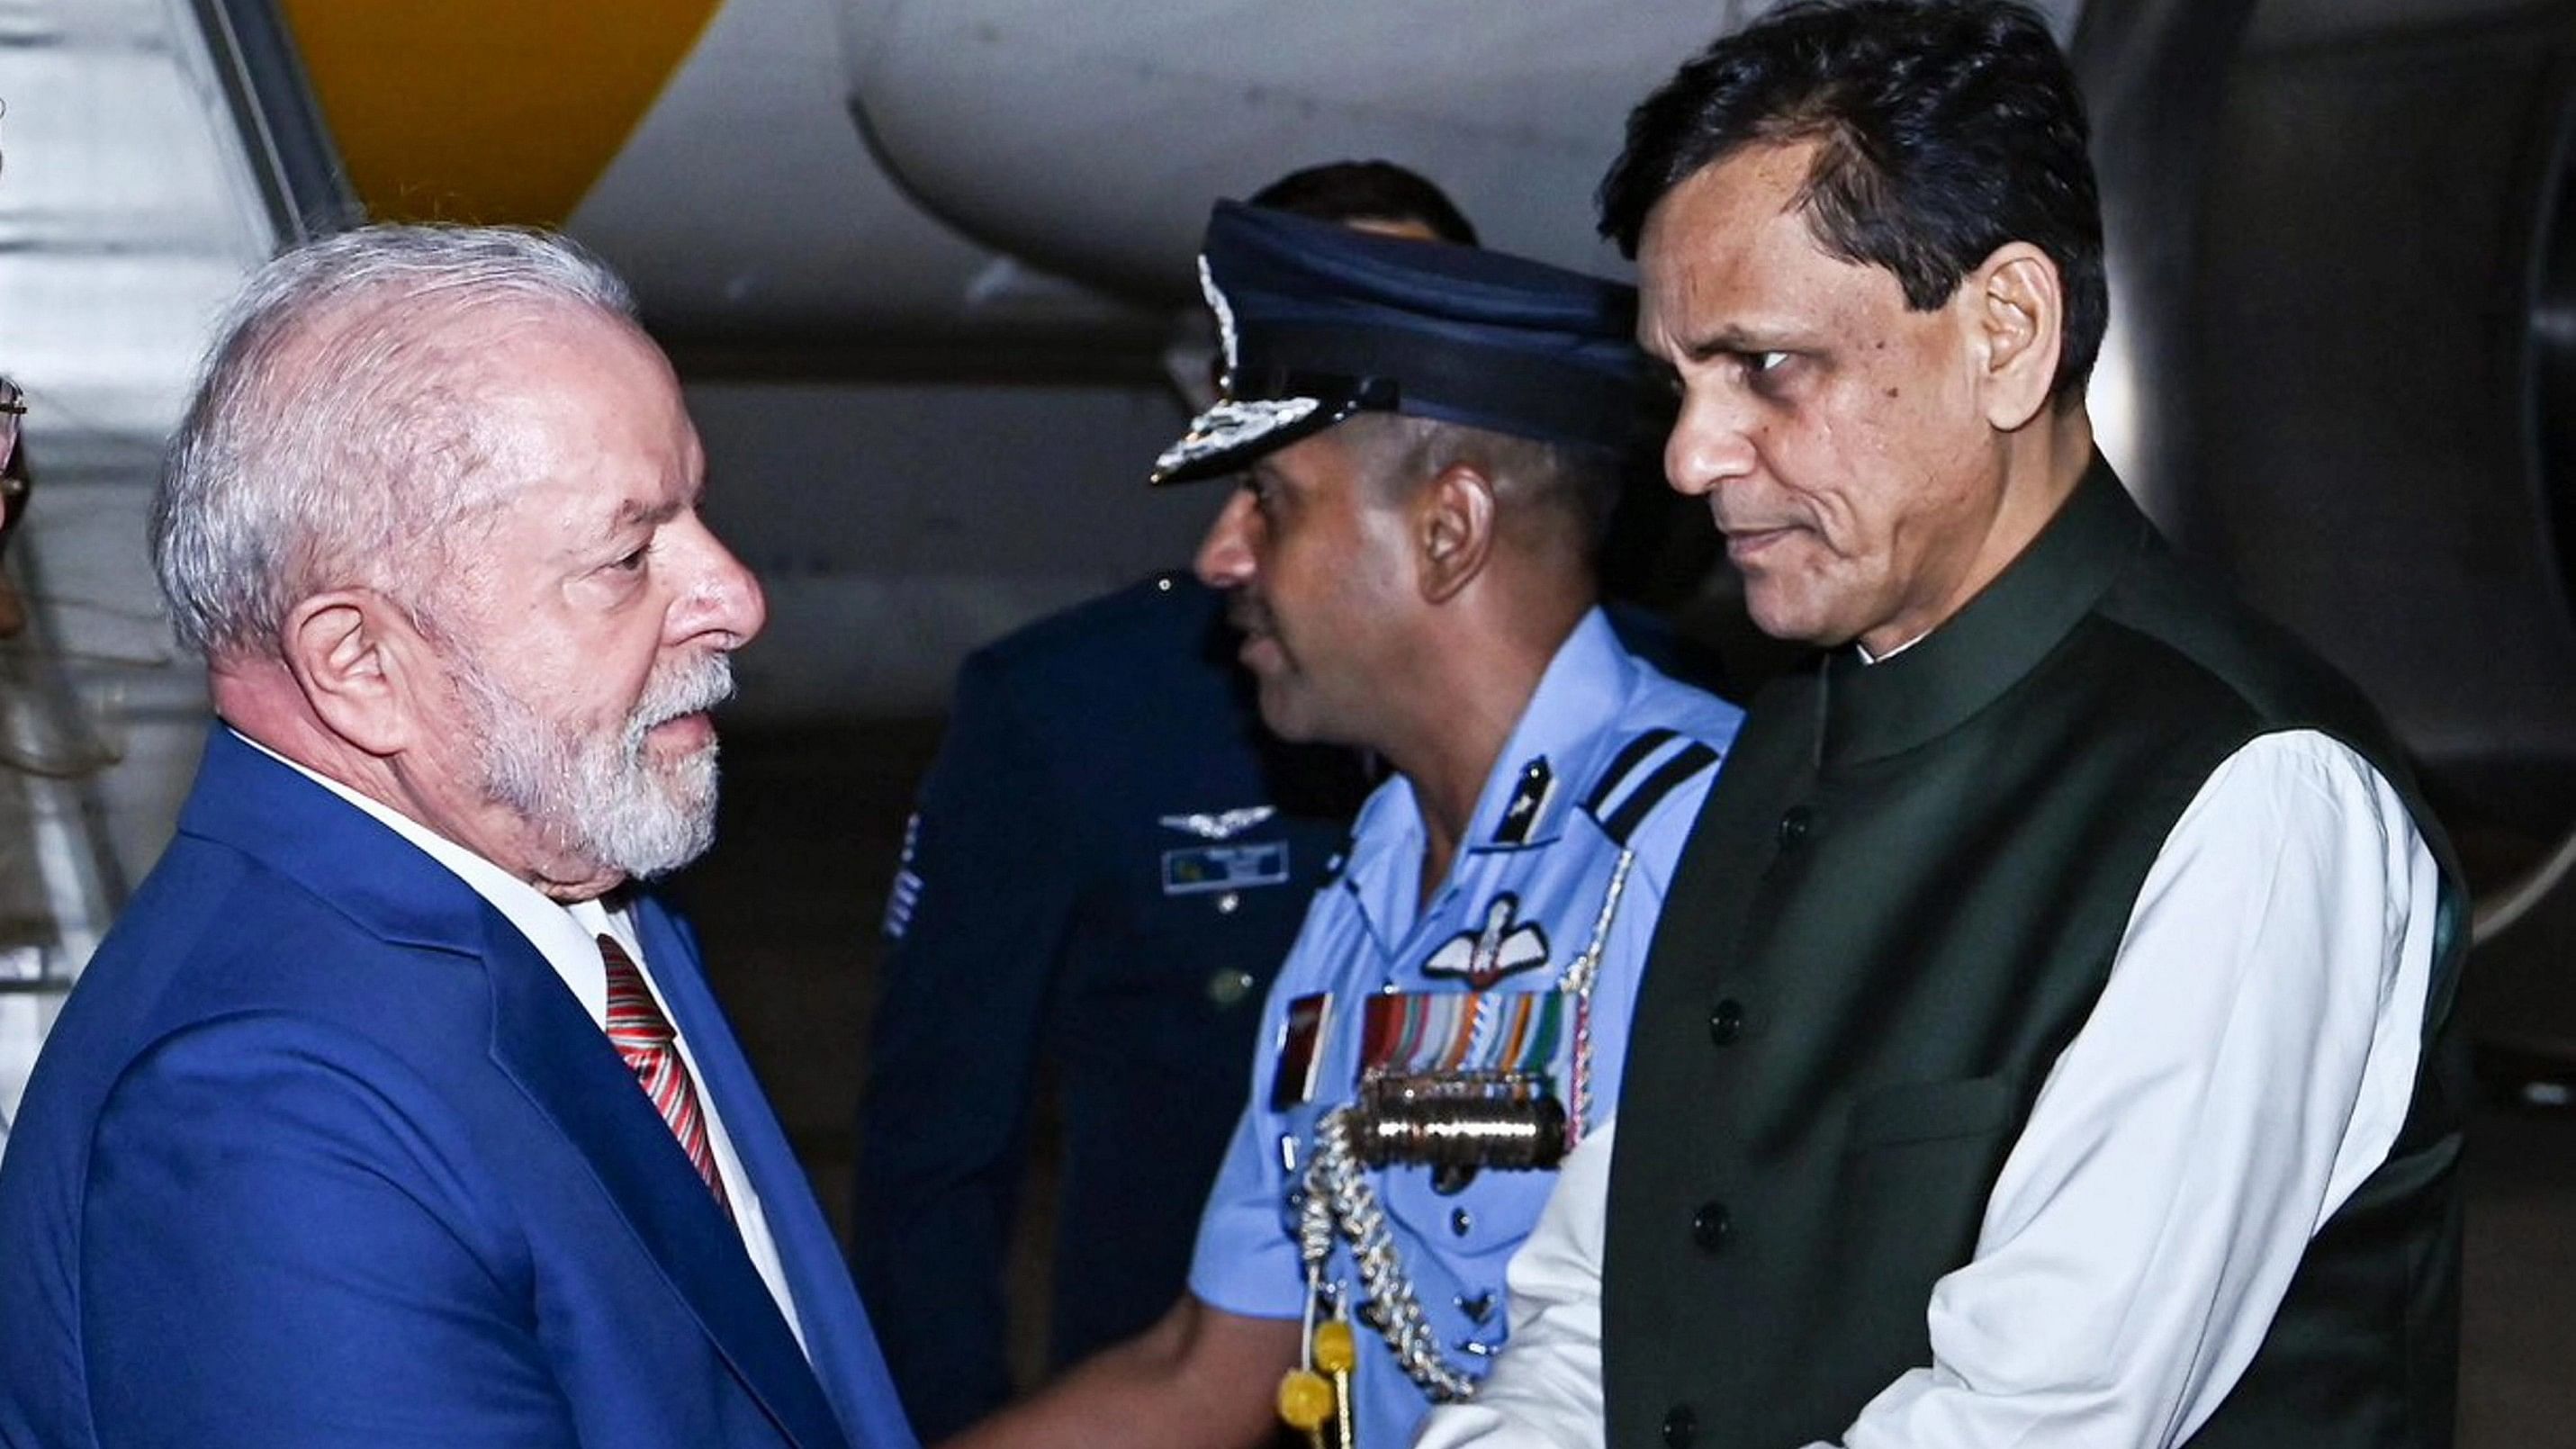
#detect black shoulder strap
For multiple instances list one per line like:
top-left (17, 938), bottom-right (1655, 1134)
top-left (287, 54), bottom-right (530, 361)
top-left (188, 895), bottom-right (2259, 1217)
top-left (1581, 728), bottom-right (1718, 846)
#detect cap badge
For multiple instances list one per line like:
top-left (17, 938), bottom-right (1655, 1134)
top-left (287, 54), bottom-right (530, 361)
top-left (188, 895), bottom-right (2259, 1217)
top-left (1199, 254), bottom-right (1240, 392)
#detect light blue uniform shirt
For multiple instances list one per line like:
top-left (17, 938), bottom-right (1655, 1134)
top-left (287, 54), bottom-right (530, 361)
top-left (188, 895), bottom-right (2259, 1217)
top-left (1187, 609), bottom-right (1743, 1445)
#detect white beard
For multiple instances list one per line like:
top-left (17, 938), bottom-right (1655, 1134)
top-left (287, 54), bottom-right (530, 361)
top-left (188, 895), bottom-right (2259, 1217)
top-left (455, 651), bottom-right (734, 880)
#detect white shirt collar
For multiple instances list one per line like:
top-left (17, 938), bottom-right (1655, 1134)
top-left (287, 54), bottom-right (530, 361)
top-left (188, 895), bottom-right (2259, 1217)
top-left (1855, 630), bottom-right (1931, 666)
top-left (230, 728), bottom-right (626, 1027)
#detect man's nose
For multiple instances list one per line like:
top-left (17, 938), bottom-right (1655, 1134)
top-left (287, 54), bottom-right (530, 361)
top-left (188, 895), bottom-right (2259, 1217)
top-left (1664, 391), bottom-right (1758, 499)
top-left (1193, 490), bottom-right (1259, 590)
top-left (674, 518), bottom-right (768, 649)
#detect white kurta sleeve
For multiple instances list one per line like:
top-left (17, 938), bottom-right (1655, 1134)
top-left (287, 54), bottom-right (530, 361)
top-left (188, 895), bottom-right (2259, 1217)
top-left (1820, 729), bottom-right (2441, 1448)
top-left (1410, 1119), bottom-right (1617, 1449)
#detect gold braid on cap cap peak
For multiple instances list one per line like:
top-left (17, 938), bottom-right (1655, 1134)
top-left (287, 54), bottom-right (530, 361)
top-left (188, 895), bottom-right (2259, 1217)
top-left (1151, 397), bottom-right (1325, 482)
top-left (1151, 253), bottom-right (1328, 482)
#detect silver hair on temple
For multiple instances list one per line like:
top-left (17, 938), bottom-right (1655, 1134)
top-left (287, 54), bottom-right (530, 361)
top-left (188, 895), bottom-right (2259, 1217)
top-left (151, 224), bottom-right (638, 658)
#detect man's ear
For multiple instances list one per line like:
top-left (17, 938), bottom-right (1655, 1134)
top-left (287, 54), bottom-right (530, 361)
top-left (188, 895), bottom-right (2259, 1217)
top-left (279, 590), bottom-right (427, 756)
top-left (1417, 461), bottom-right (1498, 604)
top-left (1964, 241), bottom-right (2066, 432)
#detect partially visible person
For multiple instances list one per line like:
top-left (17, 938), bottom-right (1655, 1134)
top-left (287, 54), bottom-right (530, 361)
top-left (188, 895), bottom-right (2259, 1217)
top-left (1417, 4), bottom-right (2467, 1447)
top-left (1, 119), bottom-right (30, 639)
top-left (946, 202), bottom-right (1740, 1449)
top-left (851, 160), bottom-right (1474, 1441)
top-left (0, 374), bottom-right (23, 532)
top-left (0, 126), bottom-right (25, 1157)
top-left (0, 225), bottom-right (916, 1448)
top-left (0, 374), bottom-right (26, 638)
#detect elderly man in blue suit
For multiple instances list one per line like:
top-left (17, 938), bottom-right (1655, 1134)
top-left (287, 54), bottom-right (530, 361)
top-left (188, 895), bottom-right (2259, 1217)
top-left (0, 226), bottom-right (915, 1449)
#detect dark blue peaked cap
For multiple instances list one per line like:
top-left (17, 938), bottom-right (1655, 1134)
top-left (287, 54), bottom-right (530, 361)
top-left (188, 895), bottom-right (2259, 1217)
top-left (1151, 201), bottom-right (1655, 485)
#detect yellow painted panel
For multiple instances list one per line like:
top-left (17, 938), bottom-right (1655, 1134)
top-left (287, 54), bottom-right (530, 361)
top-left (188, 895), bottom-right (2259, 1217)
top-left (279, 0), bottom-right (727, 226)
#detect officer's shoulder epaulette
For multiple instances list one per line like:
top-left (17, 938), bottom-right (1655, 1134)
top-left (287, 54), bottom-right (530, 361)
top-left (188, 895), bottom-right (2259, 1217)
top-left (1319, 832), bottom-right (1356, 887)
top-left (1580, 726), bottom-right (1720, 847)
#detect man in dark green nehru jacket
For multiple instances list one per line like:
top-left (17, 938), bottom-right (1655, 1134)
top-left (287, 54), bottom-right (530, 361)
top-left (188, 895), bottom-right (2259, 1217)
top-left (1413, 3), bottom-right (2469, 1447)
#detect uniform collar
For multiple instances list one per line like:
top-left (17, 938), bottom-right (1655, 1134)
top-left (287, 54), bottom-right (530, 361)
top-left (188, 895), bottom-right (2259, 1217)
top-left (1339, 608), bottom-right (1634, 945)
top-left (1817, 454), bottom-right (2153, 768)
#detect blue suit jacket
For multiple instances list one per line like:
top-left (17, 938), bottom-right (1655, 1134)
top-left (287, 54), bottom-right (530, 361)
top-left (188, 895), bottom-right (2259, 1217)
top-left (0, 729), bottom-right (917, 1449)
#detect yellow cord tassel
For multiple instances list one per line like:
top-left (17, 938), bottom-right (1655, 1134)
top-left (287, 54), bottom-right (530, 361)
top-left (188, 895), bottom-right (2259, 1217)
top-left (1278, 1368), bottom-right (1335, 1434)
top-left (1314, 1318), bottom-right (1357, 1374)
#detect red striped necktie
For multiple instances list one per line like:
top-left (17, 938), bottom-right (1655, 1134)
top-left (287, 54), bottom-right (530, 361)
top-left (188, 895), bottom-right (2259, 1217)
top-left (597, 933), bottom-right (732, 1217)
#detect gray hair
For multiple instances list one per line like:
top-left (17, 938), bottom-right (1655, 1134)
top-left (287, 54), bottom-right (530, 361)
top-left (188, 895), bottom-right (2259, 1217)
top-left (152, 223), bottom-right (639, 658)
top-left (1338, 411), bottom-right (1625, 554)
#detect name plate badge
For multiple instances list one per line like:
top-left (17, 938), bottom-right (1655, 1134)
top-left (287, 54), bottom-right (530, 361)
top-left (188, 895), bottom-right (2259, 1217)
top-left (1162, 842), bottom-right (1290, 896)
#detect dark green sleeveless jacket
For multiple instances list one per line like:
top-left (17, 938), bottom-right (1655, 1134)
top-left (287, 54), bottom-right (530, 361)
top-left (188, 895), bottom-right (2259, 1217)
top-left (1603, 460), bottom-right (2468, 1448)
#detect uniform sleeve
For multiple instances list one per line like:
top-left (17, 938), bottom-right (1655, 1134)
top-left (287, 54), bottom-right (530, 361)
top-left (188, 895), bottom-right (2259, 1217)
top-left (82, 1015), bottom-right (579, 1448)
top-left (1410, 1119), bottom-right (1616, 1449)
top-left (1821, 730), bottom-right (2442, 1448)
top-left (851, 651), bottom-right (1080, 1439)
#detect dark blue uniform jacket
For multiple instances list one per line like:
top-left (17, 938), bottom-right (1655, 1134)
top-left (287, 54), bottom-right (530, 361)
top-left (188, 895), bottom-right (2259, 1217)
top-left (851, 574), bottom-right (1366, 1437)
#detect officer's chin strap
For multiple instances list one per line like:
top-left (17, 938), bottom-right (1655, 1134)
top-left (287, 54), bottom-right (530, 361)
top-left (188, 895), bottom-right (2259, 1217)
top-left (1285, 846), bottom-right (1638, 1422)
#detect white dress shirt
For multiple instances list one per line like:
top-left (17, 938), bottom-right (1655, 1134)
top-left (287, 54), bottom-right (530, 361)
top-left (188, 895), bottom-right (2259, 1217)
top-left (242, 732), bottom-right (810, 1356)
top-left (1413, 729), bottom-right (2442, 1449)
